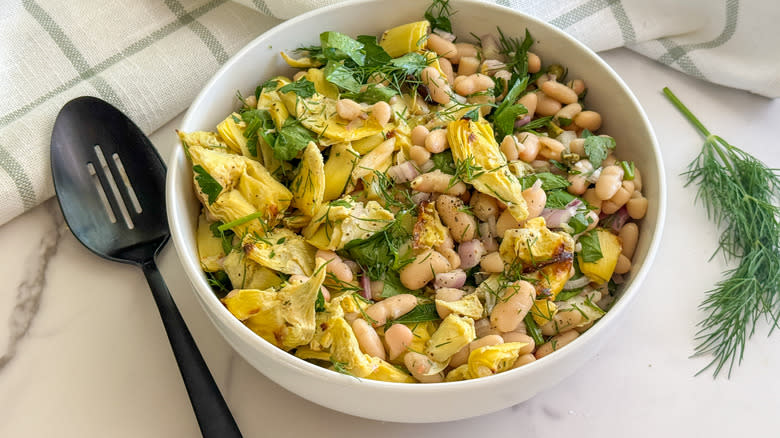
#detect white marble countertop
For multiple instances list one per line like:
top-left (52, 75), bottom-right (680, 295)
top-left (1, 48), bottom-right (778, 437)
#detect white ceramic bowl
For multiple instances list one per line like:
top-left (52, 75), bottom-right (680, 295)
top-left (167, 0), bottom-right (665, 423)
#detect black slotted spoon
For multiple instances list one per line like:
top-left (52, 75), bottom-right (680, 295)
top-left (51, 96), bottom-right (242, 437)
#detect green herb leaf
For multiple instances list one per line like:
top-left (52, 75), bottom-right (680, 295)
top-left (579, 231), bottom-right (603, 263)
top-left (357, 35), bottom-right (392, 66)
top-left (274, 118), bottom-right (315, 161)
top-left (320, 31), bottom-right (365, 66)
top-left (206, 270), bottom-right (232, 298)
top-left (255, 79), bottom-right (279, 99)
top-left (524, 313), bottom-right (544, 346)
top-left (342, 84), bottom-right (397, 104)
top-left (210, 221), bottom-right (235, 254)
top-left (425, 0), bottom-right (454, 33)
top-left (192, 165), bottom-right (222, 205)
top-left (324, 61), bottom-right (362, 93)
top-left (555, 287), bottom-right (584, 302)
top-left (520, 172), bottom-right (570, 191)
top-left (497, 28), bottom-right (534, 79)
top-left (583, 135), bottom-right (616, 168)
top-left (517, 116), bottom-right (553, 133)
top-left (385, 303), bottom-right (439, 328)
top-left (544, 190), bottom-right (577, 209)
top-left (341, 213), bottom-right (412, 280)
top-left (389, 52), bottom-right (429, 76)
top-left (463, 107), bottom-right (480, 121)
top-left (431, 150), bottom-right (457, 175)
top-left (558, 117), bottom-right (573, 127)
top-left (491, 76), bottom-right (529, 138)
top-left (241, 109), bottom-right (276, 157)
top-left (315, 290), bottom-right (326, 312)
top-left (380, 271), bottom-right (420, 298)
top-left (279, 78), bottom-right (316, 98)
top-left (568, 212), bottom-right (591, 235)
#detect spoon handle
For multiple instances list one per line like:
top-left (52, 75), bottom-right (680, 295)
top-left (142, 260), bottom-right (243, 438)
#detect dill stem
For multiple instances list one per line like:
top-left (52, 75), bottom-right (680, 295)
top-left (662, 87), bottom-right (711, 137)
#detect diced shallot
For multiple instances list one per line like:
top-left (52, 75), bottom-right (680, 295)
top-left (360, 274), bottom-right (372, 300)
top-left (387, 161), bottom-right (420, 184)
top-left (458, 240), bottom-right (486, 269)
top-left (514, 115), bottom-right (531, 128)
top-left (540, 199), bottom-right (583, 228)
top-left (411, 191), bottom-right (431, 205)
top-left (603, 207), bottom-right (630, 232)
top-left (433, 28), bottom-right (456, 42)
top-left (434, 269), bottom-right (467, 289)
top-left (562, 275), bottom-right (591, 290)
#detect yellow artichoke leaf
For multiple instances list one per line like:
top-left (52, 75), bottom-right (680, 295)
top-left (208, 190), bottom-right (265, 236)
top-left (188, 145), bottom-right (246, 192)
top-left (237, 159), bottom-right (293, 221)
top-left (222, 250), bottom-right (283, 290)
top-left (305, 67), bottom-right (339, 99)
top-left (435, 293), bottom-right (484, 320)
top-left (223, 260), bottom-right (327, 350)
top-left (196, 212), bottom-right (225, 272)
top-left (178, 130), bottom-right (229, 152)
top-left (290, 142), bottom-right (325, 217)
top-left (216, 113), bottom-right (250, 156)
top-left (243, 228), bottom-right (317, 276)
top-left (379, 20), bottom-right (430, 57)
top-left (412, 201), bottom-right (449, 249)
top-left (302, 198), bottom-right (394, 250)
top-left (467, 342), bottom-right (526, 378)
top-left (280, 51), bottom-right (324, 69)
top-left (297, 95), bottom-right (383, 143)
top-left (499, 217), bottom-right (575, 269)
top-left (425, 314), bottom-right (476, 362)
top-left (447, 119), bottom-right (528, 222)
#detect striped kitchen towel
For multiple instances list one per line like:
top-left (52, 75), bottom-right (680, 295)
top-left (0, 0), bottom-right (777, 226)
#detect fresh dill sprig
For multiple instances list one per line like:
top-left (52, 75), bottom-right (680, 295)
top-left (664, 87), bottom-right (780, 378)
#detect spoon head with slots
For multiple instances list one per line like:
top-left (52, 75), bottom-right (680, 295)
top-left (51, 96), bottom-right (169, 265)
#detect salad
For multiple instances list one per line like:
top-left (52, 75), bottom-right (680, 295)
top-left (179, 1), bottom-right (648, 383)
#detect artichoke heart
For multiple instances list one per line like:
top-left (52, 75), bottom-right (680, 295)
top-left (425, 314), bottom-right (476, 362)
top-left (178, 130), bottom-right (228, 151)
top-left (222, 250), bottom-right (283, 290)
top-left (578, 229), bottom-right (622, 285)
top-left (216, 113), bottom-right (249, 155)
top-left (243, 228), bottom-right (317, 276)
top-left (447, 119), bottom-right (528, 222)
top-left (379, 20), bottom-right (430, 57)
top-left (322, 317), bottom-right (415, 383)
top-left (467, 342), bottom-right (526, 378)
top-left (290, 142), bottom-right (325, 217)
top-left (222, 259), bottom-right (326, 350)
top-left (196, 212), bottom-right (225, 272)
top-left (303, 197), bottom-right (394, 250)
top-left (296, 94), bottom-right (383, 144)
top-left (304, 67), bottom-right (339, 99)
top-left (499, 217), bottom-right (575, 268)
top-left (189, 145), bottom-right (246, 192)
top-left (435, 293), bottom-right (484, 319)
top-left (237, 159), bottom-right (293, 220)
top-left (413, 201), bottom-right (449, 249)
top-left (280, 51), bottom-right (324, 69)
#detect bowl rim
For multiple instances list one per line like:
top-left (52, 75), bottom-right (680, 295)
top-left (167, 0), bottom-right (667, 393)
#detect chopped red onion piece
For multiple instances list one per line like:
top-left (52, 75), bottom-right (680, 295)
top-left (515, 115), bottom-right (531, 128)
top-left (563, 275), bottom-right (591, 290)
top-left (360, 274), bottom-right (372, 300)
top-left (458, 240), bottom-right (486, 269)
top-left (387, 161), bottom-right (420, 184)
top-left (433, 28), bottom-right (456, 42)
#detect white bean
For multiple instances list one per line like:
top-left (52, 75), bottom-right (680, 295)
top-left (351, 318), bottom-right (386, 360)
top-left (384, 323), bottom-right (414, 360)
top-left (365, 294), bottom-right (418, 326)
top-left (490, 281), bottom-right (535, 332)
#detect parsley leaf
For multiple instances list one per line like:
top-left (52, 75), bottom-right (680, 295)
top-left (324, 61), bottom-right (362, 93)
top-left (431, 150), bottom-right (457, 175)
top-left (273, 118), bottom-right (315, 161)
top-left (568, 212), bottom-right (591, 235)
top-left (380, 271), bottom-right (419, 298)
top-left (583, 133), bottom-right (616, 168)
top-left (524, 313), bottom-right (544, 345)
top-left (579, 231), bottom-right (603, 263)
top-left (279, 78), bottom-right (316, 98)
top-left (519, 172), bottom-right (570, 191)
top-left (491, 76), bottom-right (529, 138)
top-left (255, 79), bottom-right (279, 100)
top-left (555, 287), bottom-right (584, 302)
top-left (241, 109), bottom-right (275, 157)
top-left (545, 190), bottom-right (577, 209)
top-left (356, 35), bottom-right (392, 67)
top-left (320, 31), bottom-right (365, 66)
top-left (389, 52), bottom-right (429, 76)
top-left (193, 165), bottom-right (222, 205)
top-left (463, 107), bottom-right (480, 121)
top-left (210, 221), bottom-right (235, 254)
top-left (342, 84), bottom-right (397, 104)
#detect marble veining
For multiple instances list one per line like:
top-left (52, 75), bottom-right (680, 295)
top-left (0, 199), bottom-right (65, 371)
